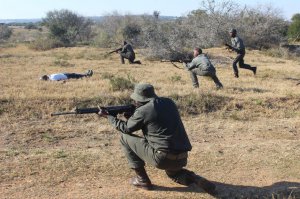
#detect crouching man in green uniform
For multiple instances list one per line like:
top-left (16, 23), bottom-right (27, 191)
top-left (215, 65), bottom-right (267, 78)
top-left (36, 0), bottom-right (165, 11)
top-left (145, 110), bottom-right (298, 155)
top-left (98, 83), bottom-right (216, 195)
top-left (185, 48), bottom-right (223, 89)
top-left (120, 41), bottom-right (136, 64)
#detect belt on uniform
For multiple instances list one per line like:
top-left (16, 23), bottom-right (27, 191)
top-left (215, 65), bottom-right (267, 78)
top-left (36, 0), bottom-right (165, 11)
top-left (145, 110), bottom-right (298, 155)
top-left (157, 150), bottom-right (188, 160)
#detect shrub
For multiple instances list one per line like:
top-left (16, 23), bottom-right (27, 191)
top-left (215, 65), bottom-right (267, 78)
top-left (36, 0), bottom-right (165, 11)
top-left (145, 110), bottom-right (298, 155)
top-left (122, 23), bottom-right (142, 42)
top-left (0, 25), bottom-right (12, 41)
top-left (169, 75), bottom-right (182, 82)
top-left (170, 92), bottom-right (229, 115)
top-left (288, 14), bottom-right (300, 42)
top-left (29, 37), bottom-right (64, 51)
top-left (101, 73), bottom-right (136, 91)
top-left (109, 77), bottom-right (135, 91)
top-left (43, 9), bottom-right (94, 45)
top-left (24, 23), bottom-right (39, 30)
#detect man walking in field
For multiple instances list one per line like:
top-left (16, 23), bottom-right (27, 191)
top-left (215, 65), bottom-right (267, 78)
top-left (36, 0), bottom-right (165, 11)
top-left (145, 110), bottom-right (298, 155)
top-left (227, 28), bottom-right (257, 78)
top-left (185, 48), bottom-right (223, 89)
top-left (98, 83), bottom-right (216, 195)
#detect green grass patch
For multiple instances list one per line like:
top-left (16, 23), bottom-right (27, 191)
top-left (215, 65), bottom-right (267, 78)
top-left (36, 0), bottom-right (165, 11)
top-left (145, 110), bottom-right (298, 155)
top-left (170, 92), bottom-right (230, 115)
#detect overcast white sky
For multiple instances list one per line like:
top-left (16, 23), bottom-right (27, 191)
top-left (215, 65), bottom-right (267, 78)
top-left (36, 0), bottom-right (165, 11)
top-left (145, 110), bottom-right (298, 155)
top-left (0, 0), bottom-right (299, 20)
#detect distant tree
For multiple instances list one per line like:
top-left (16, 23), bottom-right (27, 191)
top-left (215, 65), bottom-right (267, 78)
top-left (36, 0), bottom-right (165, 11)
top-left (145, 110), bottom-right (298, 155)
top-left (122, 23), bottom-right (141, 43)
top-left (153, 11), bottom-right (160, 19)
top-left (288, 13), bottom-right (300, 42)
top-left (235, 5), bottom-right (288, 49)
top-left (182, 0), bottom-right (240, 48)
top-left (43, 9), bottom-right (93, 45)
top-left (182, 0), bottom-right (287, 49)
top-left (0, 25), bottom-right (12, 41)
top-left (94, 13), bottom-right (145, 47)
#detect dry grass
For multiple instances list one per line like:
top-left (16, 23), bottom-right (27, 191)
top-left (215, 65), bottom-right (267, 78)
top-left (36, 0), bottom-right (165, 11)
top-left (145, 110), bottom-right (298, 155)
top-left (0, 44), bottom-right (299, 199)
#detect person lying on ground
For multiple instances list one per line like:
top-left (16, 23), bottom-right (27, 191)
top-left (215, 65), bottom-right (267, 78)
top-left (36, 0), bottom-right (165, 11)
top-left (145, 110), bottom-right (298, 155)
top-left (40, 70), bottom-right (93, 81)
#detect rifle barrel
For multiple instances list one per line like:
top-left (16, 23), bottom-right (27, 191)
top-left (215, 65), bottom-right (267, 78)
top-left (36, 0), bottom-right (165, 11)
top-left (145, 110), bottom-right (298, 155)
top-left (51, 111), bottom-right (77, 116)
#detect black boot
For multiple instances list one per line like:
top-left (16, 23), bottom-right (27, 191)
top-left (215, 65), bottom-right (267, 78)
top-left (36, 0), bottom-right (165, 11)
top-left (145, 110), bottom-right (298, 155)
top-left (252, 67), bottom-right (257, 75)
top-left (130, 167), bottom-right (153, 190)
top-left (120, 55), bottom-right (125, 64)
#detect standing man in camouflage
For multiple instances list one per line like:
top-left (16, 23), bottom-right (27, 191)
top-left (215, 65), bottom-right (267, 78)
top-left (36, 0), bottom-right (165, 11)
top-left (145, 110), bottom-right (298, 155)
top-left (98, 83), bottom-right (216, 195)
top-left (228, 29), bottom-right (257, 78)
top-left (185, 48), bottom-right (223, 89)
top-left (120, 41), bottom-right (136, 64)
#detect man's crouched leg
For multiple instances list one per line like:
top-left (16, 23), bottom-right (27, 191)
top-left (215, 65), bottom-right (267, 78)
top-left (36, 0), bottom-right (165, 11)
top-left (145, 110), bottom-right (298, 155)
top-left (166, 169), bottom-right (216, 195)
top-left (130, 167), bottom-right (153, 190)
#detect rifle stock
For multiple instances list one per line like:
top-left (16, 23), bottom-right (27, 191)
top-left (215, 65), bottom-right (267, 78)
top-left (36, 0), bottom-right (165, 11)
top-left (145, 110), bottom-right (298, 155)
top-left (51, 104), bottom-right (135, 117)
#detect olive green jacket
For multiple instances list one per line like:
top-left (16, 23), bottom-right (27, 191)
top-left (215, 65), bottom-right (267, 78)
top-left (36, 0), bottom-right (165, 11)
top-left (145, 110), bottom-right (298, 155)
top-left (121, 43), bottom-right (135, 54)
top-left (186, 54), bottom-right (216, 73)
top-left (231, 36), bottom-right (245, 52)
top-left (107, 97), bottom-right (192, 152)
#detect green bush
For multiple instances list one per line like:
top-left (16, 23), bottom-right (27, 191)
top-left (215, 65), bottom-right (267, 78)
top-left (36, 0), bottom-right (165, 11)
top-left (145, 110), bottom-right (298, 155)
top-left (0, 25), bottom-right (12, 41)
top-left (101, 73), bottom-right (135, 91)
top-left (170, 92), bottom-right (229, 115)
top-left (109, 77), bottom-right (135, 91)
top-left (169, 74), bottom-right (182, 82)
top-left (43, 9), bottom-right (94, 45)
top-left (24, 23), bottom-right (38, 30)
top-left (29, 37), bottom-right (64, 51)
top-left (288, 14), bottom-right (300, 42)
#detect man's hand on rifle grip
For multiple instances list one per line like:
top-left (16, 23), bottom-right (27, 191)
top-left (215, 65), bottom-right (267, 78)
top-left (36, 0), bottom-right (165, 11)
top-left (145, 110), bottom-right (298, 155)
top-left (98, 107), bottom-right (109, 118)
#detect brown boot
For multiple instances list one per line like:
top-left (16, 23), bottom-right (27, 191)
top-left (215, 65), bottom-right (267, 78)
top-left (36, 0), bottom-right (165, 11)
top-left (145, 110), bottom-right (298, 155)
top-left (130, 167), bottom-right (153, 190)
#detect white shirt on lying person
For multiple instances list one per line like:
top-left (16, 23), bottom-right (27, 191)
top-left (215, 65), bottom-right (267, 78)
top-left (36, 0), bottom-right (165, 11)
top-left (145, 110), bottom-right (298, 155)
top-left (48, 73), bottom-right (68, 81)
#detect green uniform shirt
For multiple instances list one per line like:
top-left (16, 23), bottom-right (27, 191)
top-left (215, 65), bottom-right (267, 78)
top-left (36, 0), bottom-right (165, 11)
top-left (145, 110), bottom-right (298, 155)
top-left (231, 36), bottom-right (245, 52)
top-left (121, 43), bottom-right (135, 54)
top-left (108, 97), bottom-right (192, 152)
top-left (186, 54), bottom-right (216, 72)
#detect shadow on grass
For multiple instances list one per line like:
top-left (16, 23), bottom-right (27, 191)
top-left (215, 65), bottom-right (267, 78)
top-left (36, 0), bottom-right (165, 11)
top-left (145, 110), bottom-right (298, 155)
top-left (154, 181), bottom-right (300, 198)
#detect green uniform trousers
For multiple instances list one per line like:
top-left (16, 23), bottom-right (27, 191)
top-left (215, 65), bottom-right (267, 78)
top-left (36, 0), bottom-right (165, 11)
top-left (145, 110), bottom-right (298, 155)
top-left (120, 52), bottom-right (135, 64)
top-left (233, 50), bottom-right (254, 75)
top-left (189, 69), bottom-right (223, 88)
top-left (120, 133), bottom-right (187, 170)
top-left (120, 133), bottom-right (211, 187)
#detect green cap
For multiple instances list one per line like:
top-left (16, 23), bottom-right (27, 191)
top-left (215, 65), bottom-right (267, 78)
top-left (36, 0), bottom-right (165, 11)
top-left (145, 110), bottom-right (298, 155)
top-left (130, 83), bottom-right (157, 102)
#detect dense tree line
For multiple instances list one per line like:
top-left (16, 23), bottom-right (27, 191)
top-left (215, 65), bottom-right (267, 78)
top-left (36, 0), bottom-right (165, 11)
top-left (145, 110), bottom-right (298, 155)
top-left (91, 0), bottom-right (290, 59)
top-left (25, 0), bottom-right (299, 56)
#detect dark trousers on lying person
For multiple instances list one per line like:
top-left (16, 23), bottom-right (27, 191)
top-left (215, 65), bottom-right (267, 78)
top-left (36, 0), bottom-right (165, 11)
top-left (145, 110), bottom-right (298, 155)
top-left (64, 73), bottom-right (86, 79)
